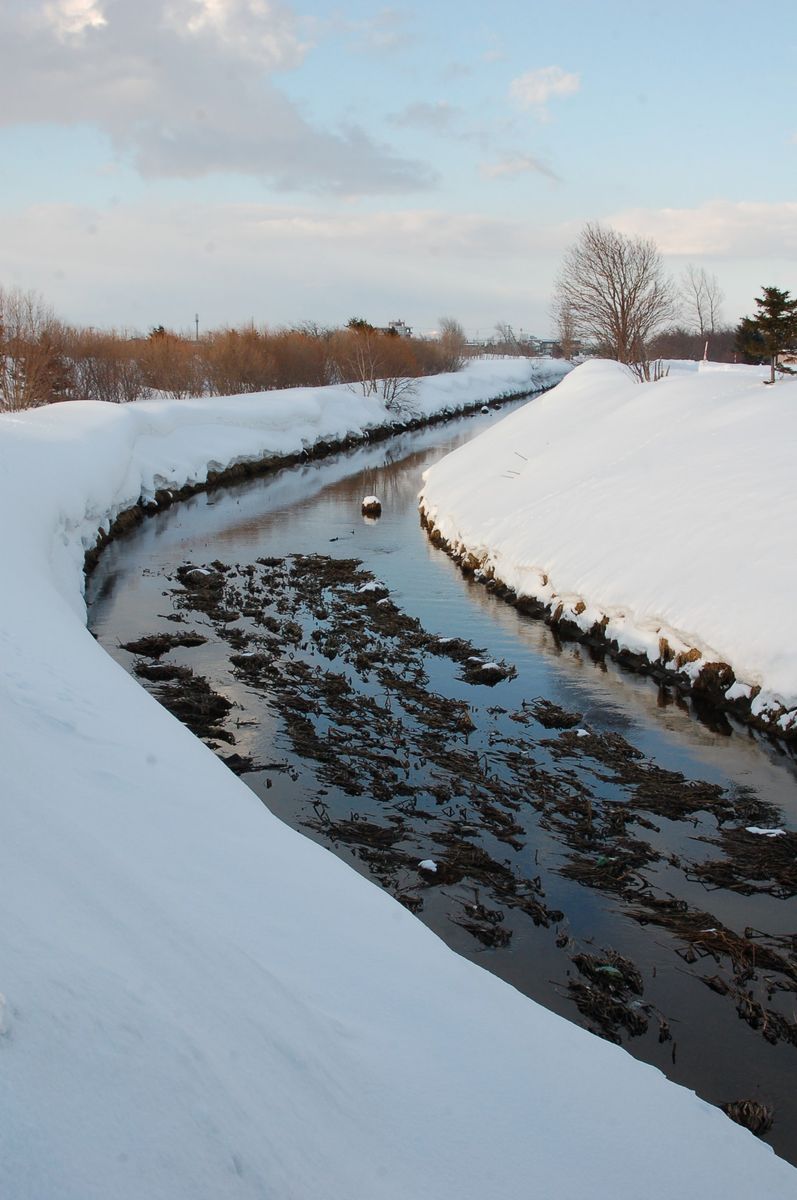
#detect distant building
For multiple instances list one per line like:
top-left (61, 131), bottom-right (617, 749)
top-left (386, 319), bottom-right (413, 338)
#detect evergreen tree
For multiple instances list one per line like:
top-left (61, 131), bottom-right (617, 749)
top-left (735, 286), bottom-right (797, 383)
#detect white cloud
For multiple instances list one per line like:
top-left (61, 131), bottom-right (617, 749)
top-left (609, 201), bottom-right (797, 258)
top-left (42, 0), bottom-right (107, 39)
top-left (509, 66), bottom-right (580, 120)
top-left (0, 200), bottom-right (568, 332)
top-left (0, 0), bottom-right (433, 194)
top-left (480, 154), bottom-right (559, 183)
top-left (163, 0), bottom-right (307, 69)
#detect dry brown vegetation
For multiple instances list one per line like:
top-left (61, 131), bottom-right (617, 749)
top-left (0, 287), bottom-right (71, 410)
top-left (0, 288), bottom-right (472, 410)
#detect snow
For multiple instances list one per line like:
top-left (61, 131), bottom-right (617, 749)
top-left (745, 827), bottom-right (787, 838)
top-left (419, 360), bottom-right (797, 730)
top-left (0, 358), bottom-right (795, 1198)
top-left (418, 859), bottom-right (439, 872)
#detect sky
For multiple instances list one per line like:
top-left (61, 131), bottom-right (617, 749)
top-left (2, 0), bottom-right (795, 338)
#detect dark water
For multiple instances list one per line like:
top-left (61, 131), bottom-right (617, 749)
top-left (87, 402), bottom-right (797, 1164)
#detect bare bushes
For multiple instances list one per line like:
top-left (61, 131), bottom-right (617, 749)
top-left (0, 287), bottom-right (70, 410)
top-left (0, 288), bottom-right (467, 409)
top-left (269, 330), bottom-right (330, 391)
top-left (136, 324), bottom-right (455, 407)
top-left (331, 327), bottom-right (418, 411)
top-left (204, 327), bottom-right (331, 395)
top-left (627, 358), bottom-right (670, 383)
top-left (204, 325), bottom-right (442, 406)
top-left (138, 329), bottom-right (206, 399)
top-left (69, 329), bottom-right (147, 404)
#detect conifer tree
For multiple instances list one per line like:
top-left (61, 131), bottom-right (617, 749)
top-left (735, 286), bottom-right (797, 383)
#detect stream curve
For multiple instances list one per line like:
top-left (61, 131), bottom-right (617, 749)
top-left (87, 400), bottom-right (797, 1164)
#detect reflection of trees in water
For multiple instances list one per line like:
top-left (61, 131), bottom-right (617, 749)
top-left (359, 460), bottom-right (421, 512)
top-left (361, 440), bottom-right (473, 512)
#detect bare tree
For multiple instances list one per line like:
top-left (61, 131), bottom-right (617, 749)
top-left (493, 322), bottom-right (525, 355)
top-left (551, 296), bottom-right (577, 359)
top-left (553, 223), bottom-right (676, 363)
top-left (437, 316), bottom-right (467, 371)
top-left (680, 264), bottom-right (724, 338)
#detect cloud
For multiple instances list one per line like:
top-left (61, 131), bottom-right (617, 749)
top-left (480, 154), bottom-right (560, 183)
top-left (336, 7), bottom-right (415, 55)
top-left (42, 0), bottom-right (107, 39)
top-left (389, 102), bottom-right (459, 133)
top-left (609, 201), bottom-right (797, 258)
top-left (509, 66), bottom-right (580, 119)
top-left (388, 102), bottom-right (522, 161)
top-left (0, 0), bottom-right (433, 194)
top-left (163, 0), bottom-right (308, 69)
top-left (0, 200), bottom-right (568, 331)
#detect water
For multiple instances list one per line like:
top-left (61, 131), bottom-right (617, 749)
top-left (87, 401), bottom-right (797, 1162)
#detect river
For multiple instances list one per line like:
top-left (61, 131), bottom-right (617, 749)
top-left (87, 399), bottom-right (797, 1163)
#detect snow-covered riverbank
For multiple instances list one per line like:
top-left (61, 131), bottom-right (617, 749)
top-left (420, 360), bottom-right (797, 739)
top-left (1, 359), bottom-right (795, 1199)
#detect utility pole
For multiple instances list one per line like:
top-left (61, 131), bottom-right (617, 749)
top-left (195, 313), bottom-right (199, 342)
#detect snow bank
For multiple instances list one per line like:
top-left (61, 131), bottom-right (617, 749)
top-left (1, 360), bottom-right (795, 1199)
top-left (420, 360), bottom-right (797, 735)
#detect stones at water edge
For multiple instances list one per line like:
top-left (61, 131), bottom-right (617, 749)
top-left (417, 506), bottom-right (797, 747)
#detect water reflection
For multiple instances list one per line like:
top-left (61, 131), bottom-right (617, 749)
top-left (87, 401), bottom-right (797, 1163)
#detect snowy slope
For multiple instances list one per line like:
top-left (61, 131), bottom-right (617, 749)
top-left (1, 359), bottom-right (795, 1199)
top-left (420, 360), bottom-right (797, 733)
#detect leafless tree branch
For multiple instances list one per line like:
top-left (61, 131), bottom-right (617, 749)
top-left (553, 223), bottom-right (676, 364)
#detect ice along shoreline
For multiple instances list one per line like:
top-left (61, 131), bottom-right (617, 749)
top-left (419, 359), bottom-right (797, 747)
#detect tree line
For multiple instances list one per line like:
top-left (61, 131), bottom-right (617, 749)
top-left (5, 238), bottom-right (794, 412)
top-left (552, 222), bottom-right (796, 378)
top-left (0, 299), bottom-right (472, 412)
